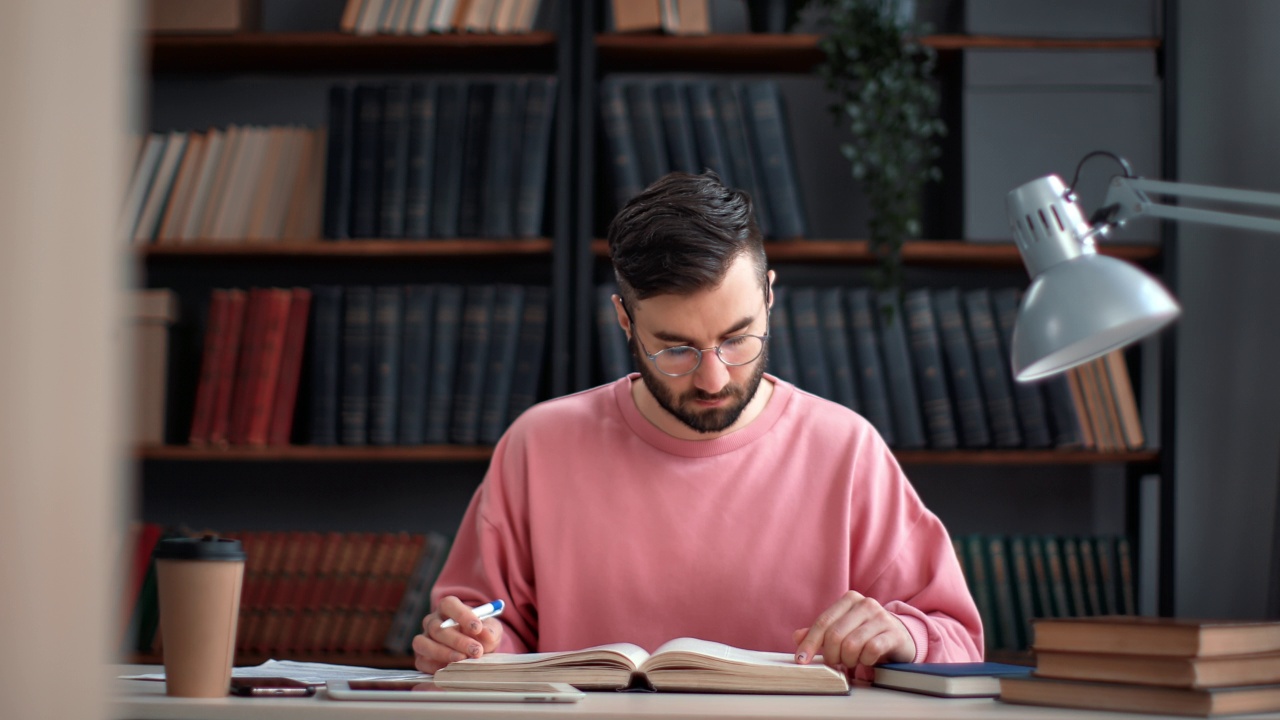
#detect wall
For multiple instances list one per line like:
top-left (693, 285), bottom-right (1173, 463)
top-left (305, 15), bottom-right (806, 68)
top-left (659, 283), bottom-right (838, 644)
top-left (1175, 0), bottom-right (1280, 618)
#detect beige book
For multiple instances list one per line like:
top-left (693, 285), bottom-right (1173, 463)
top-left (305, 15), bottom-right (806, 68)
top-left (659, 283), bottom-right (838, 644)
top-left (1033, 617), bottom-right (1280, 658)
top-left (215, 126), bottom-right (271, 240)
top-left (245, 126), bottom-right (287, 241)
top-left (260, 127), bottom-right (305, 241)
top-left (464, 0), bottom-right (499, 32)
top-left (379, 0), bottom-right (406, 33)
top-left (1103, 350), bottom-right (1145, 449)
top-left (1035, 650), bottom-right (1280, 689)
top-left (612, 0), bottom-right (661, 33)
top-left (392, 0), bottom-right (419, 33)
top-left (195, 124), bottom-right (245, 240)
top-left (674, 0), bottom-right (709, 35)
top-left (178, 128), bottom-right (228, 242)
top-left (490, 0), bottom-right (520, 33)
top-left (408, 0), bottom-right (434, 34)
top-left (156, 132), bottom-right (207, 243)
top-left (513, 0), bottom-right (540, 32)
top-left (132, 131), bottom-right (189, 245)
top-left (430, 0), bottom-right (462, 32)
top-left (355, 0), bottom-right (386, 35)
top-left (338, 0), bottom-right (365, 32)
top-left (116, 133), bottom-right (167, 241)
top-left (433, 638), bottom-right (849, 694)
top-left (132, 288), bottom-right (178, 446)
top-left (282, 128), bottom-right (327, 240)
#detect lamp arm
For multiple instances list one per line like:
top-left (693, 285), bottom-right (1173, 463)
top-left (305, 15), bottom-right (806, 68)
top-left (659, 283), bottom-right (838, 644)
top-left (1104, 176), bottom-right (1280, 235)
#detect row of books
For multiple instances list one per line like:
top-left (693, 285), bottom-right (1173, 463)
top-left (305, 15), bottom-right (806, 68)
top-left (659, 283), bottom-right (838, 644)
top-left (324, 77), bottom-right (558, 241)
top-left (121, 524), bottom-right (453, 657)
top-left (604, 0), bottom-right (753, 35)
top-left (600, 77), bottom-right (807, 239)
top-left (952, 533), bottom-right (1137, 654)
top-left (339, 0), bottom-right (546, 35)
top-left (120, 126), bottom-right (326, 245)
top-left (596, 283), bottom-right (1143, 451)
top-left (1001, 616), bottom-right (1280, 716)
top-left (188, 283), bottom-right (549, 448)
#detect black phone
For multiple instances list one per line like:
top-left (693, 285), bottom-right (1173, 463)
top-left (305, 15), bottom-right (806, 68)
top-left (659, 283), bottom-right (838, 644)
top-left (229, 677), bottom-right (316, 697)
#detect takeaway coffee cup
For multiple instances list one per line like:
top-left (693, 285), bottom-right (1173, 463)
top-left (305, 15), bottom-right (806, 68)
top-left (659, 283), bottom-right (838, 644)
top-left (154, 535), bottom-right (246, 697)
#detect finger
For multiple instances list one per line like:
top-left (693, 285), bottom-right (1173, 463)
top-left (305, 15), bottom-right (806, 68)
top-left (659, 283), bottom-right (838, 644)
top-left (827, 600), bottom-right (885, 669)
top-left (474, 616), bottom-right (505, 653)
top-left (436, 596), bottom-right (486, 636)
top-left (791, 628), bottom-right (808, 646)
top-left (795, 592), bottom-right (862, 664)
top-left (411, 633), bottom-right (468, 673)
top-left (856, 629), bottom-right (898, 668)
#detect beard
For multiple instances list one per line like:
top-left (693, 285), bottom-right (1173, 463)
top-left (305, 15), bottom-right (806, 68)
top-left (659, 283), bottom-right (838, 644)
top-left (631, 336), bottom-right (769, 434)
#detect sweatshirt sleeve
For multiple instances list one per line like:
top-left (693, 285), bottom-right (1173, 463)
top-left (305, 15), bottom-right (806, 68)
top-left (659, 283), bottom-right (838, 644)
top-left (847, 432), bottom-right (984, 676)
top-left (430, 429), bottom-right (537, 654)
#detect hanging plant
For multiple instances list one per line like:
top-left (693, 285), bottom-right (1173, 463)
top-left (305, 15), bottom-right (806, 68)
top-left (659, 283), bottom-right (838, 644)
top-left (807, 0), bottom-right (945, 290)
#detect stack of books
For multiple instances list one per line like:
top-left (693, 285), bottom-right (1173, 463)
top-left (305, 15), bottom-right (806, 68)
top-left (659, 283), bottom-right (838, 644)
top-left (999, 616), bottom-right (1280, 716)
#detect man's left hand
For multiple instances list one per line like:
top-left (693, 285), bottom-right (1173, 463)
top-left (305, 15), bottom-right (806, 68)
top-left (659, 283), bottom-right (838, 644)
top-left (792, 591), bottom-right (916, 671)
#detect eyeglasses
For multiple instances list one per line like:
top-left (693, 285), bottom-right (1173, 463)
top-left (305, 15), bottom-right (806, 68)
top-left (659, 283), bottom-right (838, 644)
top-left (629, 310), bottom-right (770, 378)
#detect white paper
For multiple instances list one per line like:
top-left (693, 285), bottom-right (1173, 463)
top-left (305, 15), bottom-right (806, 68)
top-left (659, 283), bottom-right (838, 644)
top-left (120, 659), bottom-right (430, 686)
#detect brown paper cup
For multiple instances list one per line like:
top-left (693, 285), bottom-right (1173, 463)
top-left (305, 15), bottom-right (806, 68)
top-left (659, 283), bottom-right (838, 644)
top-left (155, 536), bottom-right (245, 698)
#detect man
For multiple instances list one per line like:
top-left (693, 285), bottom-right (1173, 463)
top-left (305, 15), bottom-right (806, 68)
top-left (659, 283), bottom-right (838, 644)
top-left (413, 172), bottom-right (982, 679)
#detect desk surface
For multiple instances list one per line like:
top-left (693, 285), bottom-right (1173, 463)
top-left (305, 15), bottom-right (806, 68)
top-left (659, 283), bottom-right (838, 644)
top-left (111, 665), bottom-right (1280, 720)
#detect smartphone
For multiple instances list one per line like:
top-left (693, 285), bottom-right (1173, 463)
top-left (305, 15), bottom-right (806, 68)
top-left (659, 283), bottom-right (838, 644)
top-left (326, 679), bottom-right (584, 703)
top-left (229, 677), bottom-right (317, 697)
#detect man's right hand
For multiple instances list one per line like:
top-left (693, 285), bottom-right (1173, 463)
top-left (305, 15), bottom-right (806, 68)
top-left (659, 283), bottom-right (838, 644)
top-left (411, 595), bottom-right (505, 673)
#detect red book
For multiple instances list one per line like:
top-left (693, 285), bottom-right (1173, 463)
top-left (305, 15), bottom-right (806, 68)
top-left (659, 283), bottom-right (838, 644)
top-left (188, 291), bottom-right (228, 445)
top-left (267, 288), bottom-right (312, 446)
top-left (227, 288), bottom-right (269, 446)
top-left (245, 288), bottom-right (294, 446)
top-left (208, 290), bottom-right (248, 446)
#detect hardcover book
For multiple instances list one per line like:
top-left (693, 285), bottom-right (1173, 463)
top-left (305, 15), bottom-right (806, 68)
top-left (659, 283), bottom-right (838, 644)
top-left (873, 662), bottom-right (1032, 698)
top-left (1033, 617), bottom-right (1280, 658)
top-left (1000, 675), bottom-right (1280, 717)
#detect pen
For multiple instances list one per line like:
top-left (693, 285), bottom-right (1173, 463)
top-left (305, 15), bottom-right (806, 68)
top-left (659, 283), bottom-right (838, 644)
top-left (439, 599), bottom-right (505, 630)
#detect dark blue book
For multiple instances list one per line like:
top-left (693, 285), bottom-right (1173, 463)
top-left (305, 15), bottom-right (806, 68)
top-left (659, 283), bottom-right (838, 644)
top-left (765, 285), bottom-right (798, 384)
top-left (450, 285), bottom-right (497, 445)
top-left (873, 662), bottom-right (1032, 698)
top-left (687, 80), bottom-right (732, 185)
top-left (716, 81), bottom-right (770, 237)
top-left (597, 283), bottom-right (632, 382)
top-left (369, 286), bottom-right (403, 446)
top-left (481, 81), bottom-right (517, 238)
top-left (788, 287), bottom-right (833, 400)
top-left (986, 535), bottom-right (1022, 651)
top-left (599, 77), bottom-right (644, 211)
top-left (742, 80), bottom-right (806, 239)
top-left (626, 80), bottom-right (670, 187)
top-left (403, 81), bottom-right (438, 239)
top-left (308, 286), bottom-right (343, 445)
top-left (351, 85), bottom-right (384, 239)
top-left (515, 77), bottom-right (557, 238)
top-left (457, 82), bottom-right (495, 238)
top-left (656, 80), bottom-right (699, 174)
top-left (340, 286), bottom-right (373, 445)
top-left (504, 79), bottom-right (529, 236)
top-left (506, 285), bottom-right (549, 425)
top-left (904, 288), bottom-right (959, 449)
top-left (1008, 535), bottom-right (1039, 648)
top-left (478, 284), bottom-right (525, 445)
top-left (992, 287), bottom-right (1055, 449)
top-left (876, 290), bottom-right (927, 449)
top-left (819, 287), bottom-right (859, 411)
top-left (846, 288), bottom-right (895, 445)
top-left (424, 285), bottom-right (464, 444)
top-left (934, 287), bottom-right (991, 448)
top-left (963, 289), bottom-right (1022, 447)
top-left (379, 83), bottom-right (410, 239)
top-left (322, 86), bottom-right (355, 239)
top-left (963, 534), bottom-right (1001, 653)
top-left (397, 284), bottom-right (435, 445)
top-left (430, 81), bottom-right (469, 238)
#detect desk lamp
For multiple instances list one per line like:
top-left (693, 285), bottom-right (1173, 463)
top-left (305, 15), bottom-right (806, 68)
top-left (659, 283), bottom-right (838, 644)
top-left (1006, 151), bottom-right (1280, 381)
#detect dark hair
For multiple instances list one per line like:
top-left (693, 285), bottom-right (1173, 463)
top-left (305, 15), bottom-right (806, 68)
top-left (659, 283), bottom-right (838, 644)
top-left (607, 171), bottom-right (766, 308)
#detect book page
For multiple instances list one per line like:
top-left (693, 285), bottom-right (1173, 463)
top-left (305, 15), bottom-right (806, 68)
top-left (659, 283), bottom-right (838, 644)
top-left (645, 637), bottom-right (802, 670)
top-left (452, 642), bottom-right (650, 670)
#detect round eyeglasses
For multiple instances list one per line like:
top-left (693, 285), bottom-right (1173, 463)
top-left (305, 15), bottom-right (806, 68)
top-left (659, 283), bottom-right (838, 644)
top-left (632, 319), bottom-right (770, 378)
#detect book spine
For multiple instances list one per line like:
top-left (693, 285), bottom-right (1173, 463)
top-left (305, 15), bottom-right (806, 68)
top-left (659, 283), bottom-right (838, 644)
top-left (845, 288), bottom-right (895, 445)
top-left (341, 286), bottom-right (374, 446)
top-left (992, 287), bottom-right (1053, 448)
top-left (764, 285), bottom-right (798, 385)
top-left (818, 287), bottom-right (860, 411)
top-left (742, 80), bottom-right (806, 239)
top-left (986, 535), bottom-right (1021, 651)
top-left (788, 287), bottom-right (834, 400)
top-left (934, 287), bottom-right (991, 448)
top-left (715, 81), bottom-right (770, 237)
top-left (962, 534), bottom-right (999, 654)
top-left (450, 284), bottom-right (497, 444)
top-left (599, 78), bottom-right (644, 212)
top-left (369, 286), bottom-right (405, 446)
top-left (403, 81), bottom-right (438, 238)
top-left (515, 77), bottom-right (557, 238)
top-left (397, 284), bottom-right (436, 445)
top-left (308, 286), bottom-right (344, 446)
top-left (379, 83), bottom-right (411, 239)
top-left (244, 288), bottom-right (294, 446)
top-left (1094, 535), bottom-right (1121, 615)
top-left (227, 288), bottom-right (268, 446)
top-left (457, 82), bottom-right (495, 238)
top-left (1008, 536), bottom-right (1038, 651)
top-left (1077, 536), bottom-right (1104, 616)
top-left (479, 284), bottom-right (525, 445)
top-left (876, 290), bottom-right (926, 449)
top-left (351, 84), bottom-right (385, 238)
top-left (1060, 536), bottom-right (1089, 617)
top-left (1026, 535), bottom-right (1058, 619)
top-left (1116, 536), bottom-right (1137, 615)
top-left (430, 81), bottom-right (469, 238)
top-left (267, 288), bottom-right (312, 447)
top-left (904, 288), bottom-right (959, 449)
top-left (481, 80), bottom-right (517, 238)
top-left (505, 285), bottom-right (549, 425)
top-left (656, 79), bottom-right (699, 174)
top-left (1103, 350), bottom-right (1146, 449)
top-left (188, 290), bottom-right (229, 445)
top-left (1043, 372), bottom-right (1085, 448)
top-left (687, 79), bottom-right (733, 186)
top-left (963, 288), bottom-right (1022, 447)
top-left (1041, 535), bottom-right (1073, 618)
top-left (625, 80), bottom-right (670, 187)
top-left (424, 284), bottom-right (464, 444)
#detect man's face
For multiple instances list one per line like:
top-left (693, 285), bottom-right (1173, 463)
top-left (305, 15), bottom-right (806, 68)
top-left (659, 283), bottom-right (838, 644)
top-left (624, 256), bottom-right (771, 435)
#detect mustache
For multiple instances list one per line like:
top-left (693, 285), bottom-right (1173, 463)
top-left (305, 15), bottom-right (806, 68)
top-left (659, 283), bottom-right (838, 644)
top-left (685, 385), bottom-right (741, 403)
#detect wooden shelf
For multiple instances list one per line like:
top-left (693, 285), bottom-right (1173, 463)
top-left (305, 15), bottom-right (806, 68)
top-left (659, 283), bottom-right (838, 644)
top-left (591, 239), bottom-right (1161, 266)
top-left (140, 239), bottom-right (553, 259)
top-left (594, 33), bottom-right (1161, 72)
top-left (137, 445), bottom-right (494, 462)
top-left (148, 31), bottom-right (558, 74)
top-left (136, 444), bottom-right (1156, 466)
top-left (132, 651), bottom-right (416, 670)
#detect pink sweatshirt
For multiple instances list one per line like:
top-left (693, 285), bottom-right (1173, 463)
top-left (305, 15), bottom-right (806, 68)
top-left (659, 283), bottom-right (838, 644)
top-left (432, 374), bottom-right (983, 676)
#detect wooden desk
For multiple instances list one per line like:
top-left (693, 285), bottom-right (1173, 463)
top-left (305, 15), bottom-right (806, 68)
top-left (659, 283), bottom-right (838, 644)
top-left (111, 666), bottom-right (1280, 720)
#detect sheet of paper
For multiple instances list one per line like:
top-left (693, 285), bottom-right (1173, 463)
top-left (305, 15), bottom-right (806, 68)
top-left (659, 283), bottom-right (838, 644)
top-left (119, 659), bottom-right (430, 686)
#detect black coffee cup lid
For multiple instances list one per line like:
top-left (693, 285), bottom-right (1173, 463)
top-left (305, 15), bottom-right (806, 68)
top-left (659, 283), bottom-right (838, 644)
top-left (154, 535), bottom-right (245, 561)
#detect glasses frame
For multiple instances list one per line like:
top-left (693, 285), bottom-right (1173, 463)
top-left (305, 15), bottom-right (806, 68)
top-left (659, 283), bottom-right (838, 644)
top-left (623, 301), bottom-right (771, 378)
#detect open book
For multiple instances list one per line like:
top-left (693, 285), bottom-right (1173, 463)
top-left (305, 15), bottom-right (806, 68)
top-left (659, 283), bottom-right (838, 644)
top-left (432, 637), bottom-right (850, 694)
